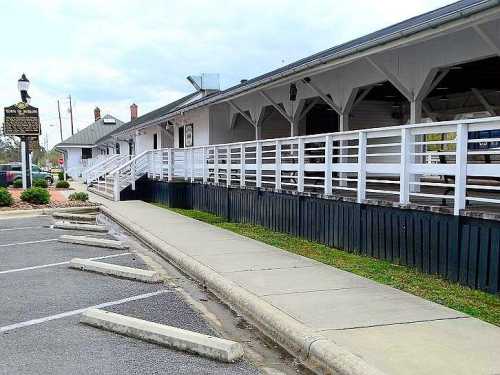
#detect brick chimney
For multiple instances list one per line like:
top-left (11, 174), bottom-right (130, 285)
top-left (94, 107), bottom-right (101, 121)
top-left (130, 103), bottom-right (138, 121)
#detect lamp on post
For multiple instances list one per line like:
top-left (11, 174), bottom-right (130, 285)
top-left (18, 74), bottom-right (30, 103)
top-left (18, 73), bottom-right (32, 188)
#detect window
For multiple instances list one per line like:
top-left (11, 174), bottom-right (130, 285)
top-left (116, 143), bottom-right (120, 154)
top-left (82, 148), bottom-right (92, 159)
top-left (153, 133), bottom-right (158, 150)
top-left (32, 166), bottom-right (40, 172)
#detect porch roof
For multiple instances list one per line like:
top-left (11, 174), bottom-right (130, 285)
top-left (56, 114), bottom-right (124, 149)
top-left (163, 0), bottom-right (499, 117)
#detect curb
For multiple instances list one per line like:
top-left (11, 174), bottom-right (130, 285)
top-left (100, 205), bottom-right (386, 375)
top-left (69, 258), bottom-right (161, 283)
top-left (81, 308), bottom-right (244, 362)
top-left (54, 222), bottom-right (108, 232)
top-left (59, 235), bottom-right (128, 250)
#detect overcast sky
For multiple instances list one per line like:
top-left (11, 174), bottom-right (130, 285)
top-left (0, 0), bottom-right (453, 148)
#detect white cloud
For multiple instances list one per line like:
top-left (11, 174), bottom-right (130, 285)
top-left (0, 0), bottom-right (453, 148)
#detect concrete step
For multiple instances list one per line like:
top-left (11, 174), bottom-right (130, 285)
top-left (69, 258), bottom-right (160, 283)
top-left (80, 309), bottom-right (244, 362)
top-left (88, 187), bottom-right (114, 200)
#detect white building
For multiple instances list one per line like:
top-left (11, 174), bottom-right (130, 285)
top-left (55, 108), bottom-right (123, 178)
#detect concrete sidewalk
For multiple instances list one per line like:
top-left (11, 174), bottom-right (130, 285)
top-left (87, 191), bottom-right (499, 374)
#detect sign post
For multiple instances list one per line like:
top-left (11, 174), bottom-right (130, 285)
top-left (3, 99), bottom-right (41, 189)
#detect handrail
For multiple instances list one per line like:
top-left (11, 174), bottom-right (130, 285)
top-left (83, 154), bottom-right (120, 178)
top-left (109, 150), bottom-right (150, 176)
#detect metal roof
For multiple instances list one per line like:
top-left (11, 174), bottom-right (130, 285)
top-left (104, 92), bottom-right (200, 139)
top-left (56, 114), bottom-right (124, 148)
top-left (166, 0), bottom-right (499, 116)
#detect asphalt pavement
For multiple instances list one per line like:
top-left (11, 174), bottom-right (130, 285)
top-left (0, 215), bottom-right (259, 375)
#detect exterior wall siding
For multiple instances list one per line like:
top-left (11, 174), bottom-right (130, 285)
top-left (121, 178), bottom-right (500, 295)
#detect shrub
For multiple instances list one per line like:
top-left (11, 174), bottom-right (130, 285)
top-left (56, 180), bottom-right (70, 189)
top-left (68, 192), bottom-right (88, 202)
top-left (13, 179), bottom-right (23, 188)
top-left (33, 178), bottom-right (48, 189)
top-left (20, 187), bottom-right (50, 205)
top-left (57, 172), bottom-right (70, 181)
top-left (0, 187), bottom-right (13, 207)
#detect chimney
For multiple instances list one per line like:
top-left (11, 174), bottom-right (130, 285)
top-left (94, 107), bottom-right (101, 121)
top-left (130, 103), bottom-right (138, 121)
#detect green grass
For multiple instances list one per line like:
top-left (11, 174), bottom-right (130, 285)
top-left (155, 203), bottom-right (500, 326)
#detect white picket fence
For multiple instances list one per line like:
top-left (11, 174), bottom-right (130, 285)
top-left (111, 117), bottom-right (500, 215)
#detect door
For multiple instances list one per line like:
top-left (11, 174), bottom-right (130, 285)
top-left (178, 126), bottom-right (185, 148)
top-left (153, 133), bottom-right (158, 150)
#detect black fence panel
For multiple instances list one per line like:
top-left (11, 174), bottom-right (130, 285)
top-left (122, 180), bottom-right (500, 294)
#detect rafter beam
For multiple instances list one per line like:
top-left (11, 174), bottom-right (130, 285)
top-left (353, 86), bottom-right (373, 108)
top-left (471, 88), bottom-right (498, 116)
top-left (301, 78), bottom-right (341, 114)
top-left (259, 91), bottom-right (293, 123)
top-left (366, 56), bottom-right (412, 101)
top-left (417, 69), bottom-right (450, 101)
top-left (473, 24), bottom-right (500, 56)
top-left (228, 100), bottom-right (257, 128)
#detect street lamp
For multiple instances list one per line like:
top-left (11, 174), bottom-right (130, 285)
top-left (18, 73), bottom-right (30, 103)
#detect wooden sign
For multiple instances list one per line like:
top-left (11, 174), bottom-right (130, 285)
top-left (3, 102), bottom-right (40, 136)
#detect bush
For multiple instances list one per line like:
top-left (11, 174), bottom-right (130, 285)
top-left (13, 179), bottom-right (23, 188)
top-left (57, 172), bottom-right (71, 181)
top-left (20, 187), bottom-right (50, 205)
top-left (56, 180), bottom-right (70, 189)
top-left (33, 178), bottom-right (48, 189)
top-left (68, 192), bottom-right (88, 202)
top-left (0, 187), bottom-right (14, 207)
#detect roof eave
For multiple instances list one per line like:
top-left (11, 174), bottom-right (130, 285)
top-left (161, 1), bottom-right (500, 120)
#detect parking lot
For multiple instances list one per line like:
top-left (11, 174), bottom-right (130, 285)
top-left (0, 215), bottom-right (259, 375)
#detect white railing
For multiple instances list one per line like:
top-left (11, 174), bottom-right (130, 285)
top-left (84, 154), bottom-right (130, 184)
top-left (113, 117), bottom-right (500, 215)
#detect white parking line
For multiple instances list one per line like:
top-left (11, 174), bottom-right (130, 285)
top-left (0, 252), bottom-right (132, 275)
top-left (0, 226), bottom-right (42, 232)
top-left (0, 239), bottom-right (58, 248)
top-left (0, 290), bottom-right (170, 334)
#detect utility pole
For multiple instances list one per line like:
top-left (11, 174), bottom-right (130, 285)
top-left (57, 100), bottom-right (63, 142)
top-left (68, 94), bottom-right (74, 136)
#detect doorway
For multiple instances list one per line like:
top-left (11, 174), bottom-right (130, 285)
top-left (178, 126), bottom-right (185, 148)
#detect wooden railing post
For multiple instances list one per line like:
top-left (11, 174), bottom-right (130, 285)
top-left (113, 172), bottom-right (120, 201)
top-left (214, 147), bottom-right (219, 185)
top-left (190, 148), bottom-right (194, 182)
top-left (183, 149), bottom-right (188, 181)
top-left (168, 149), bottom-right (173, 181)
top-left (159, 150), bottom-right (164, 181)
top-left (454, 123), bottom-right (468, 215)
top-left (131, 159), bottom-right (136, 191)
top-left (324, 135), bottom-right (332, 196)
top-left (275, 140), bottom-right (281, 190)
top-left (400, 128), bottom-right (411, 204)
top-left (298, 138), bottom-right (304, 193)
top-left (202, 147), bottom-right (207, 183)
top-left (226, 145), bottom-right (231, 187)
top-left (256, 141), bottom-right (262, 188)
top-left (357, 131), bottom-right (367, 203)
top-left (240, 144), bottom-right (245, 187)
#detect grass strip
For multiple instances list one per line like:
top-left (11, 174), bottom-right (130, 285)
top-left (155, 203), bottom-right (500, 326)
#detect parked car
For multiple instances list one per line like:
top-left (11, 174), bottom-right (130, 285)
top-left (0, 163), bottom-right (54, 185)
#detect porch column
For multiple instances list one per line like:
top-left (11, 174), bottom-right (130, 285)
top-left (410, 99), bottom-right (423, 193)
top-left (339, 114), bottom-right (349, 187)
top-left (255, 124), bottom-right (262, 140)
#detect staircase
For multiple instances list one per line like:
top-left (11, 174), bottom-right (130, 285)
top-left (89, 150), bottom-right (153, 201)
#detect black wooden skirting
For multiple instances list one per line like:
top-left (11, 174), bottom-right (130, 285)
top-left (121, 178), bottom-right (500, 294)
